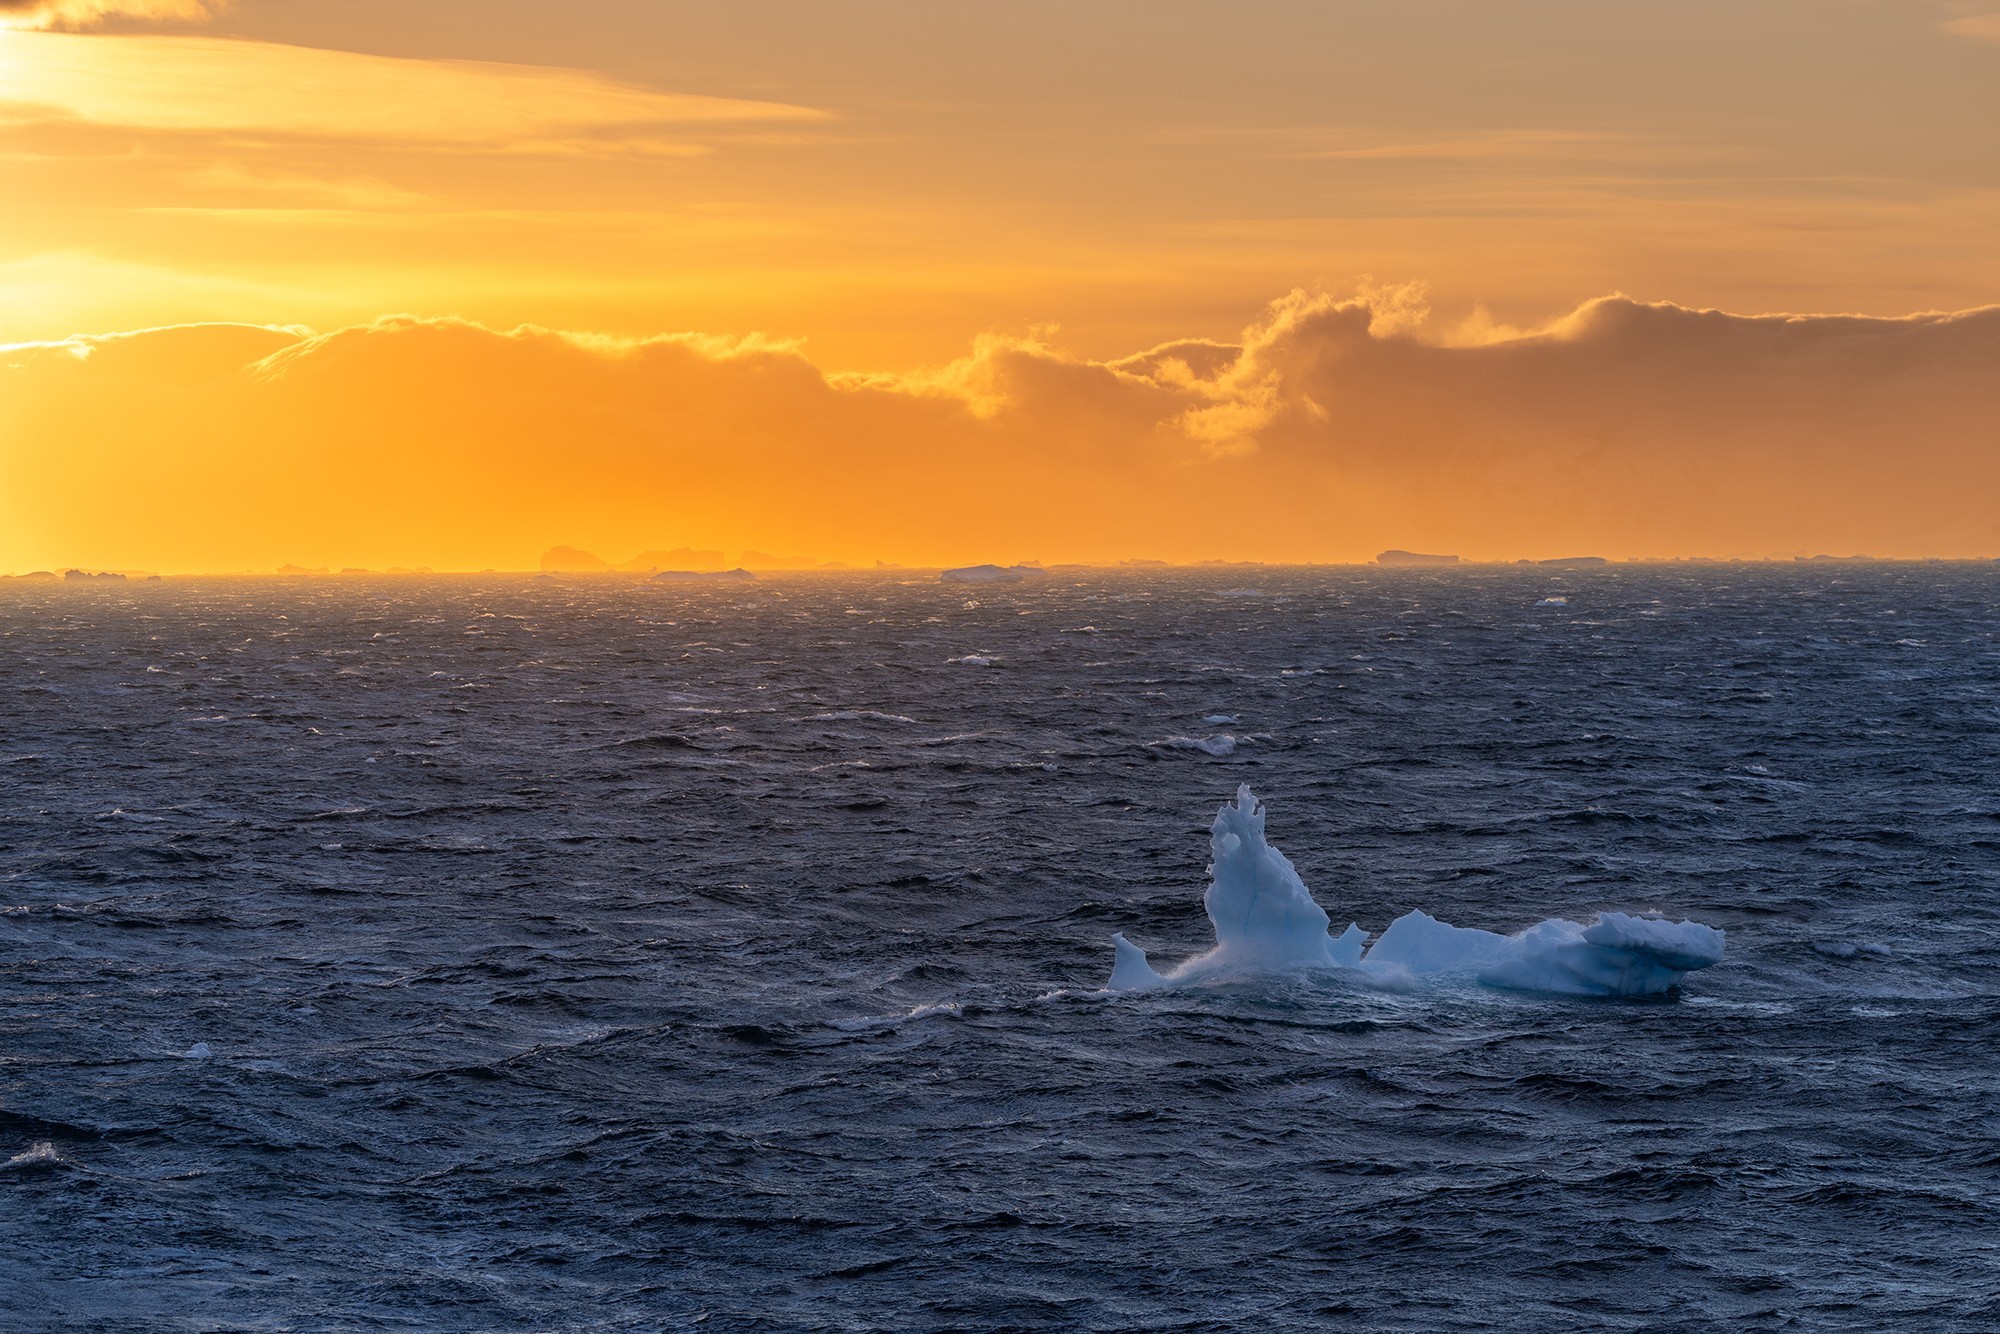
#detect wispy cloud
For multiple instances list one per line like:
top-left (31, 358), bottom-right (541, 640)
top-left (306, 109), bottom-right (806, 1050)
top-left (179, 162), bottom-right (431, 210)
top-left (1285, 129), bottom-right (1747, 169)
top-left (1299, 130), bottom-right (1637, 162)
top-left (0, 0), bottom-right (223, 29)
top-left (1942, 13), bottom-right (2000, 41)
top-left (0, 32), bottom-right (824, 148)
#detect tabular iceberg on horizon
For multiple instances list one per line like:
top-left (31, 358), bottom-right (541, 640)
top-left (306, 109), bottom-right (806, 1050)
top-left (1109, 786), bottom-right (1725, 998)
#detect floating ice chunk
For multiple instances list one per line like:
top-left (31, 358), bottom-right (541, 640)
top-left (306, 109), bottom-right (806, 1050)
top-left (182, 1042), bottom-right (211, 1060)
top-left (1108, 787), bottom-right (1724, 998)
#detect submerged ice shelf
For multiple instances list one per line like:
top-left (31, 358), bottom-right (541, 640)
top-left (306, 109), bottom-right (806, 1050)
top-left (1110, 786), bottom-right (1725, 998)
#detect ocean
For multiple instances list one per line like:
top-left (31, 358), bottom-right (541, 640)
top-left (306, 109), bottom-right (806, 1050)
top-left (4, 565), bottom-right (1997, 1330)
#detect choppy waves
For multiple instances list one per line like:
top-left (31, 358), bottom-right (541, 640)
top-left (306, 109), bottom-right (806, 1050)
top-left (3, 565), bottom-right (1999, 1329)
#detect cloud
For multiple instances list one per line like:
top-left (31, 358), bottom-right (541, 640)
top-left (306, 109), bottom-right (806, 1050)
top-left (1298, 131), bottom-right (1645, 162)
top-left (3, 293), bottom-right (1998, 572)
top-left (170, 161), bottom-right (429, 209)
top-left (1943, 13), bottom-right (2000, 41)
top-left (0, 0), bottom-right (223, 29)
top-left (0, 32), bottom-right (823, 146)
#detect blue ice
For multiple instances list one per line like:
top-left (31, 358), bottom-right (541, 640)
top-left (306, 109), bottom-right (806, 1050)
top-left (1110, 786), bottom-right (1724, 998)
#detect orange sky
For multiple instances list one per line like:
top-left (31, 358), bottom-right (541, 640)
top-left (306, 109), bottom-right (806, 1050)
top-left (3, 0), bottom-right (1999, 571)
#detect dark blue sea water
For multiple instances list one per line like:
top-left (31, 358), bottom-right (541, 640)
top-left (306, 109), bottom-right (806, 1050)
top-left (4, 566), bottom-right (1998, 1331)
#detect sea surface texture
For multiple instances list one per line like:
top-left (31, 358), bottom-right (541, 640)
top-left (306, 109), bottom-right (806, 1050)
top-left (3, 567), bottom-right (1997, 1331)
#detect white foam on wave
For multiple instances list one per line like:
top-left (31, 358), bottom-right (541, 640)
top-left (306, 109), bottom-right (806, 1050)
top-left (830, 1000), bottom-right (964, 1032)
top-left (1109, 786), bottom-right (1725, 999)
top-left (1814, 940), bottom-right (1894, 961)
top-left (4, 1142), bottom-right (65, 1170)
top-left (806, 710), bottom-right (921, 725)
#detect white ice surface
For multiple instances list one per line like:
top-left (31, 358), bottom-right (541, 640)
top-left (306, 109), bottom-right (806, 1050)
top-left (1108, 787), bottom-right (1367, 989)
top-left (1109, 786), bottom-right (1724, 999)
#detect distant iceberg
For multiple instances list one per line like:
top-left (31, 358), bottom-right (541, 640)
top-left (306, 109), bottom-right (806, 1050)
top-left (539, 545), bottom-right (610, 573)
top-left (652, 568), bottom-right (756, 582)
top-left (1109, 786), bottom-right (1724, 999)
top-left (623, 547), bottom-right (727, 572)
top-left (940, 564), bottom-right (1048, 584)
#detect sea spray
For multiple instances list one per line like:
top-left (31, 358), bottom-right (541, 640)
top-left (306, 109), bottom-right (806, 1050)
top-left (1110, 785), bottom-right (1724, 998)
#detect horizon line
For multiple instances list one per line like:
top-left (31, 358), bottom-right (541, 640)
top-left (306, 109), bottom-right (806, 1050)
top-left (7, 554), bottom-right (1999, 582)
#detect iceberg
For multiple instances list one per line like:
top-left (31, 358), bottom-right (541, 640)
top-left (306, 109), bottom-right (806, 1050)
top-left (1108, 786), bottom-right (1723, 998)
top-left (939, 564), bottom-right (1047, 584)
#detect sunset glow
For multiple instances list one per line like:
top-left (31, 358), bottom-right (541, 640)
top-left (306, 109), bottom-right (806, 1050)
top-left (4, 0), bottom-right (1998, 570)
top-left (8, 7), bottom-right (2000, 1320)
